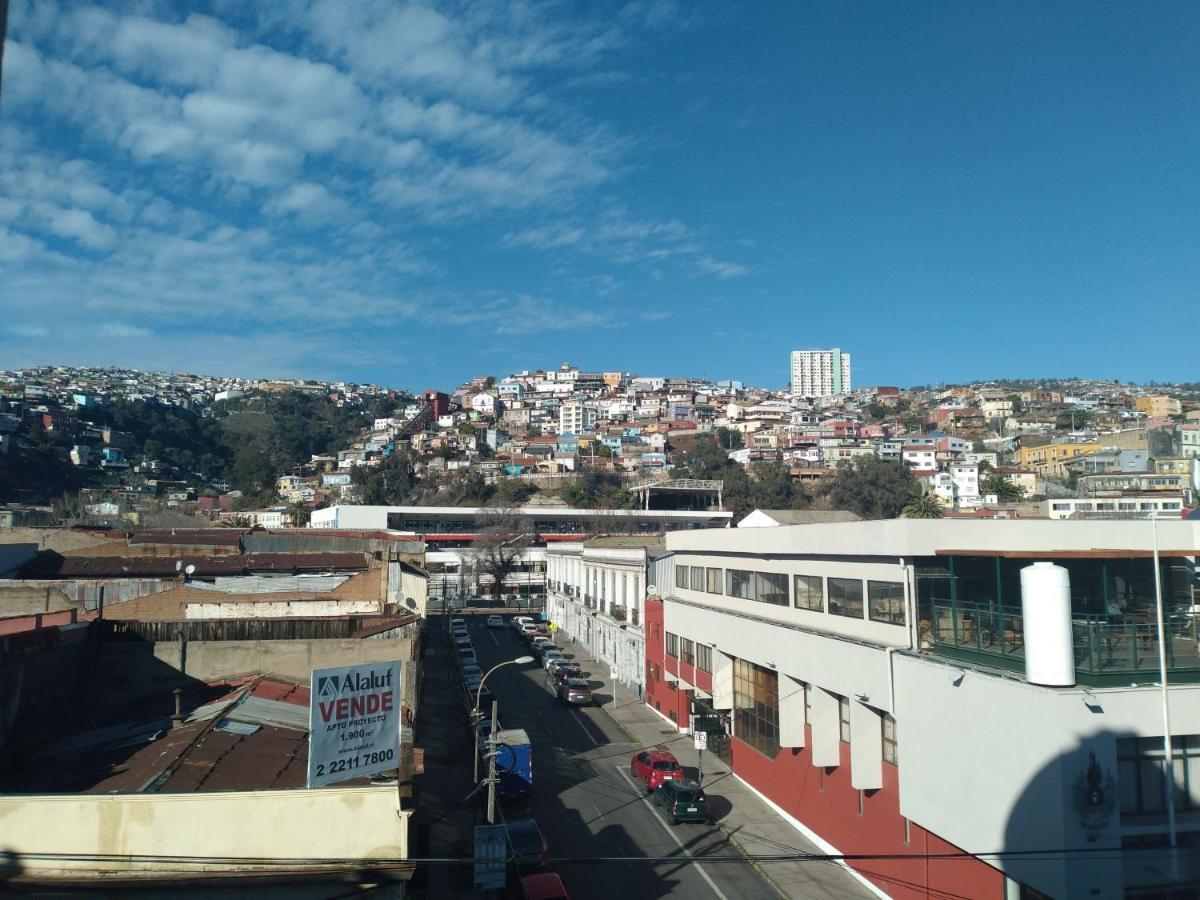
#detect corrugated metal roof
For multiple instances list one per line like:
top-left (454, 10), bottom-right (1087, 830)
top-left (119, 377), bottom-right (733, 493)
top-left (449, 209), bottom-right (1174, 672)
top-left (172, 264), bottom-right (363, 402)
top-left (20, 551), bottom-right (369, 579)
top-left (351, 614), bottom-right (420, 638)
top-left (230, 696), bottom-right (309, 732)
top-left (130, 530), bottom-right (246, 546)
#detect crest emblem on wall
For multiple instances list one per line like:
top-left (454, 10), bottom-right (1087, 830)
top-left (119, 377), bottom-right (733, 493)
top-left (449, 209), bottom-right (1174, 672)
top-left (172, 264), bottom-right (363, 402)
top-left (1072, 751), bottom-right (1117, 831)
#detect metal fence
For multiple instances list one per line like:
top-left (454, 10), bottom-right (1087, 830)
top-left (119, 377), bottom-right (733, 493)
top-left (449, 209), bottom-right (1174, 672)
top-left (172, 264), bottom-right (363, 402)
top-left (931, 600), bottom-right (1200, 679)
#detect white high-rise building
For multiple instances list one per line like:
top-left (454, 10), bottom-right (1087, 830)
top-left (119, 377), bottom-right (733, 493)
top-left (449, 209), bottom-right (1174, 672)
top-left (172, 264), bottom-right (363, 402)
top-left (558, 400), bottom-right (598, 436)
top-left (789, 347), bottom-right (851, 397)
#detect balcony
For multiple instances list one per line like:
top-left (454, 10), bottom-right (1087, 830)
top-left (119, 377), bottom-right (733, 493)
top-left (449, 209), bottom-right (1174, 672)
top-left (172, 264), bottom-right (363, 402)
top-left (930, 600), bottom-right (1200, 685)
top-left (608, 605), bottom-right (627, 623)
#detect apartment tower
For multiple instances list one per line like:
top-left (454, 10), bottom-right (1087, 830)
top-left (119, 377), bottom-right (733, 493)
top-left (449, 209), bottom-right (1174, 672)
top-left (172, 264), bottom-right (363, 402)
top-left (789, 347), bottom-right (851, 397)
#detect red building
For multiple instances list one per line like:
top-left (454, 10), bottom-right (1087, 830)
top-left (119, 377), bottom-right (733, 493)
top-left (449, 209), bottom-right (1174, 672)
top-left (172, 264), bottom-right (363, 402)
top-left (422, 389), bottom-right (450, 418)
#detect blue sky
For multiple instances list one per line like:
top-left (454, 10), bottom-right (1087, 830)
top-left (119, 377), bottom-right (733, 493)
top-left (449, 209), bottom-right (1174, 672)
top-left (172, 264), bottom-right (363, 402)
top-left (2, 1), bottom-right (1197, 391)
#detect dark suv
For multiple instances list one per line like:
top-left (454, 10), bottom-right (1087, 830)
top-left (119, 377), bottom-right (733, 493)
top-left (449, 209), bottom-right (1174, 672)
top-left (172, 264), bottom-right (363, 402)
top-left (505, 817), bottom-right (548, 869)
top-left (557, 677), bottom-right (593, 706)
top-left (653, 779), bottom-right (712, 825)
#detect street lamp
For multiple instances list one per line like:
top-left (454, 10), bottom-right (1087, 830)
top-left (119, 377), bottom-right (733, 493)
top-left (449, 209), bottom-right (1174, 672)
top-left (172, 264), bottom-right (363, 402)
top-left (473, 655), bottom-right (534, 787)
top-left (472, 652), bottom-right (535, 830)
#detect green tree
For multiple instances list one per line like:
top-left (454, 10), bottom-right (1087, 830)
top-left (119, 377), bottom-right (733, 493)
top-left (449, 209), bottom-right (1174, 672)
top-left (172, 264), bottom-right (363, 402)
top-left (902, 488), bottom-right (945, 519)
top-left (286, 501), bottom-right (311, 527)
top-left (494, 478), bottom-right (539, 506)
top-left (822, 456), bottom-right (916, 520)
top-left (559, 471), bottom-right (636, 509)
top-left (471, 508), bottom-right (533, 600)
top-left (351, 453), bottom-right (417, 505)
top-left (749, 461), bottom-right (803, 510)
top-left (982, 472), bottom-right (1023, 502)
top-left (715, 427), bottom-right (744, 451)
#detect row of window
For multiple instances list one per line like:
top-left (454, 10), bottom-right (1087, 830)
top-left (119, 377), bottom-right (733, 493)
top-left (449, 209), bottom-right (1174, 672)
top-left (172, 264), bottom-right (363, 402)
top-left (675, 564), bottom-right (906, 625)
top-left (664, 631), bottom-right (712, 672)
top-left (1117, 735), bottom-right (1200, 816)
top-left (1050, 501), bottom-right (1181, 511)
top-left (732, 662), bottom-right (899, 764)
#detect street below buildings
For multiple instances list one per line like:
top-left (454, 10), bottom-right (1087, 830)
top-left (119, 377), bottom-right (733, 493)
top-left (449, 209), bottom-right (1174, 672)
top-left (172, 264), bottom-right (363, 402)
top-left (413, 614), bottom-right (784, 899)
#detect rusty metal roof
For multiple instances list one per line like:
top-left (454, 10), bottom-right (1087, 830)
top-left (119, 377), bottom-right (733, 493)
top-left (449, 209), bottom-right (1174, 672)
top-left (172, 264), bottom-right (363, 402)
top-left (350, 614), bottom-right (420, 638)
top-left (20, 551), bottom-right (370, 579)
top-left (129, 530), bottom-right (246, 546)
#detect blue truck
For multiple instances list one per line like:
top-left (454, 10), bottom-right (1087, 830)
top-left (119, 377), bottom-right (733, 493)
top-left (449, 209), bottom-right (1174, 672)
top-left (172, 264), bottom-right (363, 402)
top-left (491, 728), bottom-right (533, 799)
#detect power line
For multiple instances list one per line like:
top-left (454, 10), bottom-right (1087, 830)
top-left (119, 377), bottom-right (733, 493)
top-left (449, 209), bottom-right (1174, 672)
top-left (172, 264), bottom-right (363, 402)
top-left (10, 845), bottom-right (1187, 867)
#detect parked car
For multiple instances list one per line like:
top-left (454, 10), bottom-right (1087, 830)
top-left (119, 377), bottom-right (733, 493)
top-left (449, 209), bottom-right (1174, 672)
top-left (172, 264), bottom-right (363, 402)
top-left (631, 749), bottom-right (685, 793)
top-left (546, 659), bottom-right (581, 680)
top-left (487, 615), bottom-right (504, 628)
top-left (461, 664), bottom-right (483, 683)
top-left (653, 779), bottom-right (712, 825)
top-left (453, 634), bottom-right (473, 649)
top-left (505, 817), bottom-right (548, 869)
top-left (557, 678), bottom-right (593, 706)
top-left (467, 682), bottom-right (494, 712)
top-left (541, 650), bottom-right (565, 671)
top-left (511, 616), bottom-right (533, 632)
top-left (530, 637), bottom-right (555, 656)
top-left (456, 649), bottom-right (478, 669)
top-left (520, 872), bottom-right (571, 900)
top-left (518, 623), bottom-right (540, 639)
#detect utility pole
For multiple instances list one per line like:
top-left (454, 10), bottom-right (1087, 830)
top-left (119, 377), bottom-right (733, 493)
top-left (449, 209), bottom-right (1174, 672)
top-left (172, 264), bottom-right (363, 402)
top-left (486, 699), bottom-right (499, 825)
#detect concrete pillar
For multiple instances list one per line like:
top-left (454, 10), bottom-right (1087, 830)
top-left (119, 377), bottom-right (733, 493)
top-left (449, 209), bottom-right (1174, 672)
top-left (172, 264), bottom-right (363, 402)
top-left (810, 688), bottom-right (841, 767)
top-left (849, 701), bottom-right (883, 790)
top-left (712, 650), bottom-right (733, 710)
top-left (779, 675), bottom-right (807, 748)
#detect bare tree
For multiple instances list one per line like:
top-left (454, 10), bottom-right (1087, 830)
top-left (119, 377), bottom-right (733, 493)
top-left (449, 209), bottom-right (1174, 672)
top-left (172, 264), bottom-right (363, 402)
top-left (471, 507), bottom-right (533, 602)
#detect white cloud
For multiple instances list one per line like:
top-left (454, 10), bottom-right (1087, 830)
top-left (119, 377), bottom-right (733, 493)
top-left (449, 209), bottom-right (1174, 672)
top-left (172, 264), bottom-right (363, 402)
top-left (98, 322), bottom-right (153, 339)
top-left (264, 182), bottom-right (352, 220)
top-left (502, 208), bottom-right (748, 280)
top-left (1, 1), bottom-right (738, 378)
top-left (695, 257), bottom-right (750, 279)
top-left (7, 323), bottom-right (51, 338)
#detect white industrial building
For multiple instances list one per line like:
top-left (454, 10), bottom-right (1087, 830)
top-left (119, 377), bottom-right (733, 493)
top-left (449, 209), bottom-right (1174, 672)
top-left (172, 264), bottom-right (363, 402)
top-left (644, 518), bottom-right (1200, 899)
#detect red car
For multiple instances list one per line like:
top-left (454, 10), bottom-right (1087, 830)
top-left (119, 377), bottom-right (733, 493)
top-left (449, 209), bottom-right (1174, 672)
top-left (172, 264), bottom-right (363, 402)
top-left (630, 748), bottom-right (685, 793)
top-left (521, 872), bottom-right (570, 900)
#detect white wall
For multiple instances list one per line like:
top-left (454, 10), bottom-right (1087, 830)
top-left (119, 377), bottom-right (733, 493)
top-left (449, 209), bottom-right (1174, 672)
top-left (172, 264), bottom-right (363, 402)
top-left (664, 598), bottom-right (896, 712)
top-left (0, 786), bottom-right (409, 881)
top-left (894, 652), bottom-right (1200, 899)
top-left (670, 552), bottom-right (911, 648)
top-left (185, 598), bottom-right (380, 619)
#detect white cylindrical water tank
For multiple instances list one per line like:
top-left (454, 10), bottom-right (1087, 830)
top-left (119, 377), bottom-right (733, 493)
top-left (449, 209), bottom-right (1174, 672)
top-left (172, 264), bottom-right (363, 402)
top-left (1020, 562), bottom-right (1076, 687)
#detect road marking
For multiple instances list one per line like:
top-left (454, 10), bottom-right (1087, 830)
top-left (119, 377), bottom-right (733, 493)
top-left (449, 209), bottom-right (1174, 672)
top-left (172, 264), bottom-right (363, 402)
top-left (488, 627), bottom-right (501, 649)
top-left (567, 707), bottom-right (600, 747)
top-left (615, 766), bottom-right (728, 900)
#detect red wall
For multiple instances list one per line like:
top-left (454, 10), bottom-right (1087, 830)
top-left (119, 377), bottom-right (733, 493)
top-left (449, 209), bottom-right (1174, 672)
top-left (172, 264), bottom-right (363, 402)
top-left (730, 730), bottom-right (1004, 899)
top-left (642, 596), bottom-right (691, 728)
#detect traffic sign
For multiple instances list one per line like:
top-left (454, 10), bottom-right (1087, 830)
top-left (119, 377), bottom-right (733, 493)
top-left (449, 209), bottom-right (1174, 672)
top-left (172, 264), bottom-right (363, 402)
top-left (472, 824), bottom-right (508, 890)
top-left (609, 665), bottom-right (619, 680)
top-left (694, 731), bottom-right (708, 751)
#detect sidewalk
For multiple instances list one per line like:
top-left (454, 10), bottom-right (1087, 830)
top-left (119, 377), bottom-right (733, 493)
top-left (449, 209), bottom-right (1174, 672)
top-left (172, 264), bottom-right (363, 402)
top-left (561, 636), bottom-right (880, 900)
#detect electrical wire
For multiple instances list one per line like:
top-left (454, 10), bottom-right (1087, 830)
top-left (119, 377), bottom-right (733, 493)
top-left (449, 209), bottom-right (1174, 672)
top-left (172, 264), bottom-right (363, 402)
top-left (8, 845), bottom-right (1190, 866)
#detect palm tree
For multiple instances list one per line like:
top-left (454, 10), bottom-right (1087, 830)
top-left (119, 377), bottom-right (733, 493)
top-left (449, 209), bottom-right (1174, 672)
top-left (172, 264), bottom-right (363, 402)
top-left (982, 472), bottom-right (1023, 503)
top-left (902, 488), bottom-right (945, 519)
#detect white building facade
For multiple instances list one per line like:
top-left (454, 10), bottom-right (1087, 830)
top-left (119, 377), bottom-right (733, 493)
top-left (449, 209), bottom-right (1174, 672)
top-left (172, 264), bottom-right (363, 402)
top-left (644, 519), bottom-right (1200, 899)
top-left (789, 348), bottom-right (851, 397)
top-left (545, 538), bottom-right (660, 696)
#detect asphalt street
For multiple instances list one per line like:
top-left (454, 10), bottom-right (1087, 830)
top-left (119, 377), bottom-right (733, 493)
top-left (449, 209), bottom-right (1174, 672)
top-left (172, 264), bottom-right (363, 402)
top-left (413, 614), bottom-right (782, 899)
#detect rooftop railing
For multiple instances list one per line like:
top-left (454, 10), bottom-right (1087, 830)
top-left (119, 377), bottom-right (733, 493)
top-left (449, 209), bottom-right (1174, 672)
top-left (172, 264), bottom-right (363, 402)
top-left (930, 600), bottom-right (1200, 685)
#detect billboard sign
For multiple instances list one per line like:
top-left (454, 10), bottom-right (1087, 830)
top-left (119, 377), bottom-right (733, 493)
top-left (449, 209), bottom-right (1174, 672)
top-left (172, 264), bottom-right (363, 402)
top-left (473, 825), bottom-right (508, 890)
top-left (308, 660), bottom-right (403, 788)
